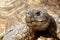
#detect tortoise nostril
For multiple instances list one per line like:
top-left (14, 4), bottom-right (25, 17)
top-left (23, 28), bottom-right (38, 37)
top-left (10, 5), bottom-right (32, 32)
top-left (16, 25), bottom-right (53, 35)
top-left (36, 11), bottom-right (40, 16)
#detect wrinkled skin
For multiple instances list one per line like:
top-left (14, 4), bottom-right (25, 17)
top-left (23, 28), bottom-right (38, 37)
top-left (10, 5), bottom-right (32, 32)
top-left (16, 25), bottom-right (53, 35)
top-left (25, 8), bottom-right (50, 31)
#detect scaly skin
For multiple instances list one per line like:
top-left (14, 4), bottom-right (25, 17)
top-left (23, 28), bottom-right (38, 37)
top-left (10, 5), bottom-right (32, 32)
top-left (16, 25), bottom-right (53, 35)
top-left (3, 23), bottom-right (34, 40)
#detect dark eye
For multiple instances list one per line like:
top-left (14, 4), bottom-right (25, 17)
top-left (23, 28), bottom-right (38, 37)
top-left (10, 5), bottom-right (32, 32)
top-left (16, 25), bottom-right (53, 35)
top-left (36, 11), bottom-right (40, 16)
top-left (26, 12), bottom-right (29, 14)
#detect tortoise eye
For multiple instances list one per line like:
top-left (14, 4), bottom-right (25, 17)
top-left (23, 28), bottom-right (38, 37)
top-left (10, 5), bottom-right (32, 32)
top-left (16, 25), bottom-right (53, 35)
top-left (35, 11), bottom-right (40, 16)
top-left (26, 12), bottom-right (29, 14)
top-left (27, 13), bottom-right (29, 14)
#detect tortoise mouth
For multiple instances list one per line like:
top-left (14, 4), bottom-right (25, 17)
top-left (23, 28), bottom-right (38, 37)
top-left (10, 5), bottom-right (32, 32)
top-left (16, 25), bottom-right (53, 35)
top-left (25, 18), bottom-right (47, 24)
top-left (27, 20), bottom-right (47, 27)
top-left (31, 19), bottom-right (47, 23)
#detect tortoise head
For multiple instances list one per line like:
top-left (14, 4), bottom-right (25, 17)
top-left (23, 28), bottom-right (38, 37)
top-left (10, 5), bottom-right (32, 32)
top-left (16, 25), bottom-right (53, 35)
top-left (25, 8), bottom-right (50, 31)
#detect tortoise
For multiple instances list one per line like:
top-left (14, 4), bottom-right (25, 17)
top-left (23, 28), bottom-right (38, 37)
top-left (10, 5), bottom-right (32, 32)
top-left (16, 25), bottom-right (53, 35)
top-left (2, 7), bottom-right (60, 40)
top-left (25, 8), bottom-right (60, 40)
top-left (0, 0), bottom-right (60, 40)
